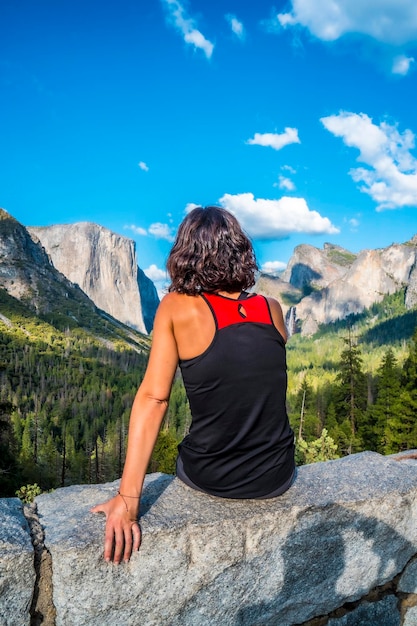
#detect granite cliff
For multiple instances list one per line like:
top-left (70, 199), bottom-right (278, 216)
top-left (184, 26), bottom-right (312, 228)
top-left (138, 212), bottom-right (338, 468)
top-left (0, 209), bottom-right (96, 316)
top-left (28, 222), bottom-right (159, 334)
top-left (0, 208), bottom-right (150, 350)
top-left (256, 237), bottom-right (417, 335)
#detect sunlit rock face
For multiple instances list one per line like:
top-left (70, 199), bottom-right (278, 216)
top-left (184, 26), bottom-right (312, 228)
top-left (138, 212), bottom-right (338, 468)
top-left (0, 208), bottom-right (95, 314)
top-left (405, 236), bottom-right (417, 309)
top-left (281, 242), bottom-right (354, 291)
top-left (29, 222), bottom-right (159, 334)
top-left (255, 237), bottom-right (417, 336)
top-left (0, 499), bottom-right (35, 626)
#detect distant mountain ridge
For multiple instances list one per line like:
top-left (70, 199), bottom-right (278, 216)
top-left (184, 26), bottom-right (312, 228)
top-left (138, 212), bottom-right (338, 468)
top-left (255, 237), bottom-right (417, 335)
top-left (3, 206), bottom-right (417, 340)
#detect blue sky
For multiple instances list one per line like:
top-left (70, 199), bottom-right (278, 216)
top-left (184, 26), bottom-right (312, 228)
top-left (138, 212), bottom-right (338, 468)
top-left (1, 0), bottom-right (417, 294)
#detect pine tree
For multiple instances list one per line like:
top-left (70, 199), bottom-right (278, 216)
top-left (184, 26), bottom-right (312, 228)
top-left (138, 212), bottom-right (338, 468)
top-left (0, 401), bottom-right (21, 495)
top-left (332, 330), bottom-right (367, 454)
top-left (38, 434), bottom-right (60, 488)
top-left (148, 429), bottom-right (179, 474)
top-left (296, 428), bottom-right (340, 465)
top-left (390, 330), bottom-right (417, 452)
top-left (293, 377), bottom-right (320, 441)
top-left (368, 348), bottom-right (403, 453)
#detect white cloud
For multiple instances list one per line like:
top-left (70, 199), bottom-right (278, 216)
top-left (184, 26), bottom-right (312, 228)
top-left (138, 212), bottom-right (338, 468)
top-left (144, 264), bottom-right (168, 283)
top-left (282, 164), bottom-right (297, 174)
top-left (275, 0), bottom-right (417, 46)
top-left (161, 0), bottom-right (214, 59)
top-left (219, 192), bottom-right (339, 240)
top-left (392, 54), bottom-right (415, 75)
top-left (148, 222), bottom-right (176, 241)
top-left (277, 13), bottom-right (298, 28)
top-left (138, 161), bottom-right (149, 172)
top-left (321, 111), bottom-right (417, 210)
top-left (247, 128), bottom-right (300, 151)
top-left (225, 14), bottom-right (245, 40)
top-left (185, 202), bottom-right (200, 213)
top-left (125, 224), bottom-right (148, 236)
top-left (275, 175), bottom-right (296, 191)
top-left (261, 260), bottom-right (287, 274)
top-left (125, 222), bottom-right (175, 241)
top-left (144, 265), bottom-right (169, 299)
top-left (344, 216), bottom-right (360, 232)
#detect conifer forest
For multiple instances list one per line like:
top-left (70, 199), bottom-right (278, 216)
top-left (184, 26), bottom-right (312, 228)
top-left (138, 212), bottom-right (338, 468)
top-left (1, 287), bottom-right (417, 497)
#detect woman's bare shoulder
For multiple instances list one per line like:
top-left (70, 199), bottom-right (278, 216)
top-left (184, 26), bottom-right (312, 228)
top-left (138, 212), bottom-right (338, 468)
top-left (265, 296), bottom-right (287, 342)
top-left (264, 295), bottom-right (283, 311)
top-left (157, 292), bottom-right (201, 319)
top-left (157, 292), bottom-right (214, 359)
top-left (159, 291), bottom-right (198, 307)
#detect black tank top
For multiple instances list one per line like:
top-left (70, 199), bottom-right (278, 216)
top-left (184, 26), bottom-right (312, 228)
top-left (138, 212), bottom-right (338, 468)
top-left (177, 292), bottom-right (295, 498)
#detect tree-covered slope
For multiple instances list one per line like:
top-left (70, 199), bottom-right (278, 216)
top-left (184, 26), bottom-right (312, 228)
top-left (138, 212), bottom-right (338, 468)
top-left (0, 287), bottom-right (150, 494)
top-left (0, 287), bottom-right (190, 497)
top-left (286, 289), bottom-right (417, 461)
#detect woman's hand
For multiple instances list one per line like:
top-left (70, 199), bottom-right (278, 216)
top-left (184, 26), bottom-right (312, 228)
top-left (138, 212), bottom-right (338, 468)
top-left (91, 494), bottom-right (141, 563)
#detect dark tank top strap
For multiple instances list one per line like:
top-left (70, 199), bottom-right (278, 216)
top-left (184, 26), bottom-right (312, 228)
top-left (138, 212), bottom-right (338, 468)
top-left (200, 293), bottom-right (219, 329)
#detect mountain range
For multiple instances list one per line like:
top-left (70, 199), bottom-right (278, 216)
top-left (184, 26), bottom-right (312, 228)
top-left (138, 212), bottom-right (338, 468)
top-left (255, 239), bottom-right (417, 335)
top-left (1, 207), bottom-right (417, 338)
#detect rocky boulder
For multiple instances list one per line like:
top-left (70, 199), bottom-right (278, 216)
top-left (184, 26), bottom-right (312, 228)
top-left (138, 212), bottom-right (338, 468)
top-left (0, 498), bottom-right (35, 626)
top-left (3, 452), bottom-right (417, 625)
top-left (29, 451), bottom-right (417, 625)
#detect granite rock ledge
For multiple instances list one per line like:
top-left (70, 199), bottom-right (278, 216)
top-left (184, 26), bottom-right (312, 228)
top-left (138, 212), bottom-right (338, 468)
top-left (2, 451), bottom-right (417, 625)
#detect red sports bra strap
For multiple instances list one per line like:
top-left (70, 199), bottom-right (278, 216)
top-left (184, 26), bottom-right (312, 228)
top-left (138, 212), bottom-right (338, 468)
top-left (202, 293), bottom-right (272, 330)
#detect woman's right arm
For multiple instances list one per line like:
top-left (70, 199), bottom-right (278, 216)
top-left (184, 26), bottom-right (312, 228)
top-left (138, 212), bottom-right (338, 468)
top-left (91, 295), bottom-right (179, 563)
top-left (266, 296), bottom-right (288, 342)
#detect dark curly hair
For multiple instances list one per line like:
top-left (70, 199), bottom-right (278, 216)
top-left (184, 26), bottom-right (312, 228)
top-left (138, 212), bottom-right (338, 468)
top-left (167, 206), bottom-right (258, 295)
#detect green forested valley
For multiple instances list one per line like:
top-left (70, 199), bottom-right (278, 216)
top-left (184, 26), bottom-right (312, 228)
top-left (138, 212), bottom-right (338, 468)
top-left (1, 285), bottom-right (417, 497)
top-left (0, 288), bottom-right (190, 496)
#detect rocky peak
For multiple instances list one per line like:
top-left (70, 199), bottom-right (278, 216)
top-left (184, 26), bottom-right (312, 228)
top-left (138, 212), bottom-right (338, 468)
top-left (0, 209), bottom-right (46, 269)
top-left (298, 241), bottom-right (417, 334)
top-left (28, 222), bottom-right (159, 334)
top-left (0, 209), bottom-right (94, 314)
top-left (280, 243), bottom-right (356, 292)
top-left (256, 236), bottom-right (417, 336)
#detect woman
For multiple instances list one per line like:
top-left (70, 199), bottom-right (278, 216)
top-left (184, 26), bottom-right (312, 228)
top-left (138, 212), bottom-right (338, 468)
top-left (92, 206), bottom-right (295, 563)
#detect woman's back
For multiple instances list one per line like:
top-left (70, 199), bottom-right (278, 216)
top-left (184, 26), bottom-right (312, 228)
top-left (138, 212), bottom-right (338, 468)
top-left (169, 291), bottom-right (295, 499)
top-left (165, 290), bottom-right (288, 360)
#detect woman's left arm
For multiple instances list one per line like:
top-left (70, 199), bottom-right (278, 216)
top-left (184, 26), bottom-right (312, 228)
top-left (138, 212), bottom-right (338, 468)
top-left (91, 295), bottom-right (179, 563)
